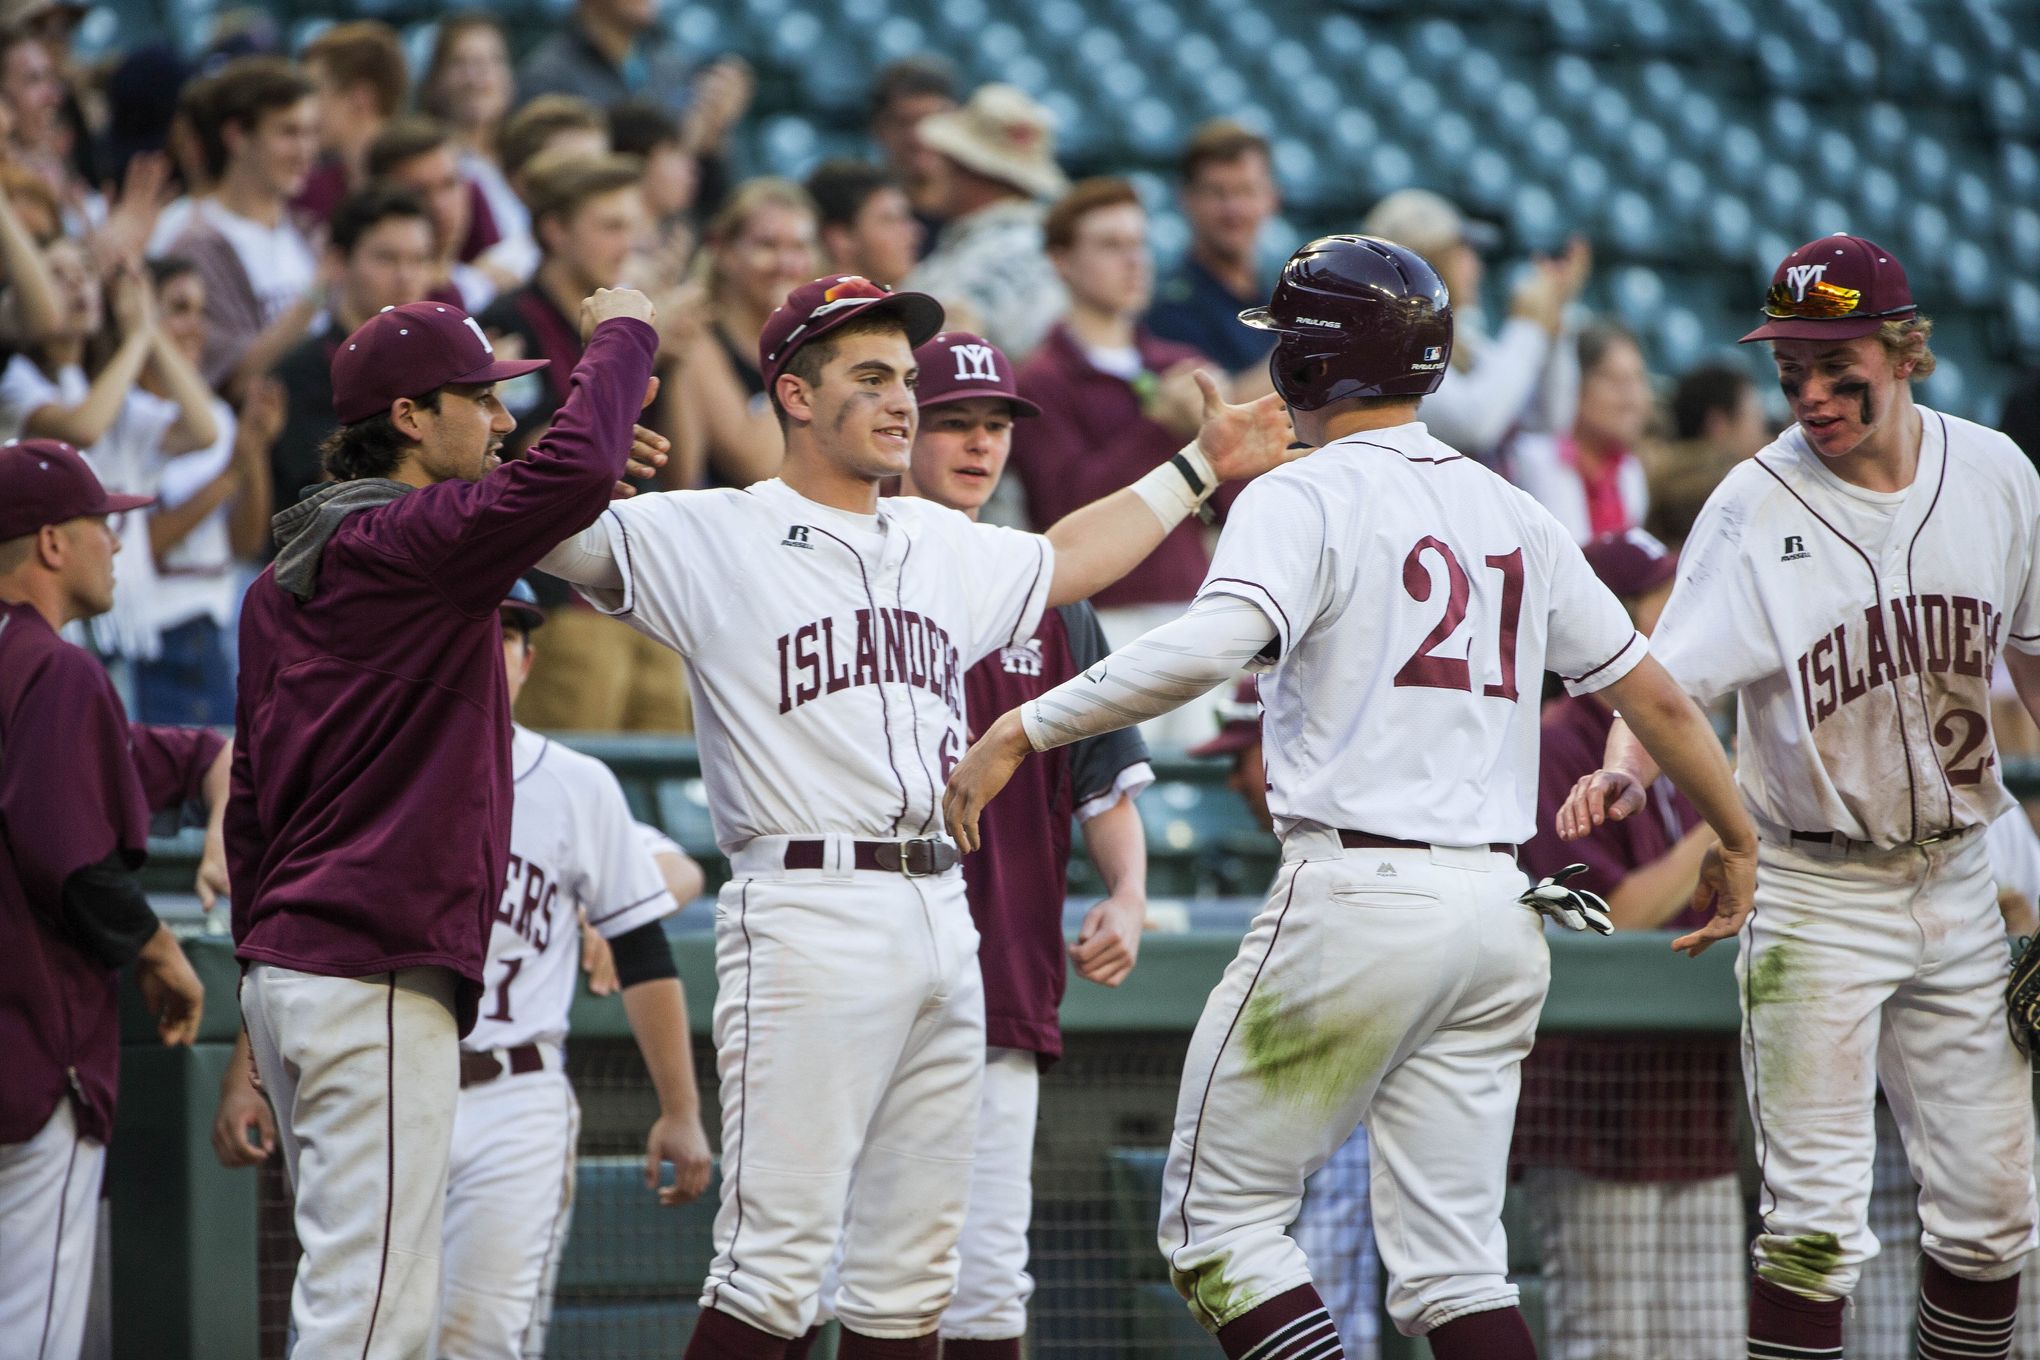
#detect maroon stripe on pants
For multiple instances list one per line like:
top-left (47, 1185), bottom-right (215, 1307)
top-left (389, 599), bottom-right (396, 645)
top-left (360, 974), bottom-right (398, 1359)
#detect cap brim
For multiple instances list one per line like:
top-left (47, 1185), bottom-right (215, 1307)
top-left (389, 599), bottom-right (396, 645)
top-left (774, 291), bottom-right (948, 385)
top-left (1739, 314), bottom-right (1895, 344)
top-left (455, 357), bottom-right (553, 385)
top-left (1458, 218), bottom-right (1503, 252)
top-left (920, 389), bottom-right (1042, 418)
top-left (101, 491), bottom-right (156, 514)
top-left (499, 602), bottom-right (546, 631)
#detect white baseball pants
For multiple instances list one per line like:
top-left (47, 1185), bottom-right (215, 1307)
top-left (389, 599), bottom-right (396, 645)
top-left (435, 1065), bottom-right (578, 1359)
top-left (1739, 831), bottom-right (2037, 1301)
top-left (1159, 835), bottom-right (1547, 1338)
top-left (698, 851), bottom-right (985, 1340)
top-left (1524, 1168), bottom-right (1745, 1359)
top-left (0, 1101), bottom-right (104, 1360)
top-left (944, 1045), bottom-right (1041, 1341)
top-left (242, 963), bottom-right (460, 1360)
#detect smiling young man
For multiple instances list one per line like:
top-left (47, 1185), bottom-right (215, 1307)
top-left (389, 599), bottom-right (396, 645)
top-left (227, 288), bottom-right (666, 1359)
top-left (1560, 234), bottom-right (2040, 1360)
top-left (788, 330), bottom-right (1153, 1359)
top-left (537, 273), bottom-right (1293, 1356)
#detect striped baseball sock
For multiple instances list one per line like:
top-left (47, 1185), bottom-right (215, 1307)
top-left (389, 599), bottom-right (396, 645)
top-left (1426, 1305), bottom-right (1537, 1360)
top-left (683, 1305), bottom-right (790, 1358)
top-left (1916, 1258), bottom-right (2017, 1360)
top-left (1212, 1284), bottom-right (1344, 1360)
top-left (1748, 1277), bottom-right (1844, 1360)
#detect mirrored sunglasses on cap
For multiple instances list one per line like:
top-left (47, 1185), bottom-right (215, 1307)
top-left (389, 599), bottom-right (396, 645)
top-left (1760, 278), bottom-right (1913, 322)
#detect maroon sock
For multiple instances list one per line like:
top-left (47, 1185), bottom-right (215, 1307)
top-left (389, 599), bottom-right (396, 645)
top-left (1749, 1277), bottom-right (1844, 1359)
top-left (941, 1341), bottom-right (1023, 1360)
top-left (1212, 1284), bottom-right (1343, 1360)
top-left (1426, 1305), bottom-right (1536, 1360)
top-left (783, 1325), bottom-right (826, 1360)
top-left (835, 1328), bottom-right (940, 1359)
top-left (1918, 1259), bottom-right (2017, 1360)
top-left (685, 1306), bottom-right (790, 1359)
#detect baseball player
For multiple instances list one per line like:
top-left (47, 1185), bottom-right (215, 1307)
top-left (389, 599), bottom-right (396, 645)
top-left (1560, 234), bottom-right (2040, 1360)
top-left (943, 235), bottom-right (1758, 1360)
top-left (214, 580), bottom-right (714, 1359)
top-left (787, 330), bottom-right (1155, 1359)
top-left (226, 290), bottom-right (668, 1359)
top-left (536, 273), bottom-right (1295, 1355)
top-left (0, 439), bottom-right (218, 1360)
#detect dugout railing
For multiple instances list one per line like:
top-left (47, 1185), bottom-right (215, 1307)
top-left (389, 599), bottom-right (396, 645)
top-left (110, 750), bottom-right (2040, 1358)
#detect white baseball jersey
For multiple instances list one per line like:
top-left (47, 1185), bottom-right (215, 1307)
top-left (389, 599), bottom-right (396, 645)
top-left (1651, 409), bottom-right (2040, 846)
top-left (575, 478), bottom-right (1054, 851)
top-left (1199, 421), bottom-right (1645, 845)
top-left (464, 725), bottom-right (674, 1052)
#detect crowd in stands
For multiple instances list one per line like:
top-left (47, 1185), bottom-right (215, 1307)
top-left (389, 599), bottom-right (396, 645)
top-left (3, 0), bottom-right (1951, 749)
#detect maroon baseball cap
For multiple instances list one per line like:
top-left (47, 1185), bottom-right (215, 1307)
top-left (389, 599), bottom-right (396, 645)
top-left (330, 301), bottom-right (551, 424)
top-left (759, 275), bottom-right (945, 394)
top-left (0, 439), bottom-right (152, 539)
top-left (911, 330), bottom-right (1041, 417)
top-left (1188, 678), bottom-right (1263, 759)
top-left (1582, 528), bottom-right (1678, 599)
top-left (499, 578), bottom-right (546, 632)
top-left (1741, 234), bottom-right (1916, 344)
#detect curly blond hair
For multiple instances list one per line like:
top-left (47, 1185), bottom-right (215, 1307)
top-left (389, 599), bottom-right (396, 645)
top-left (1878, 315), bottom-right (1936, 379)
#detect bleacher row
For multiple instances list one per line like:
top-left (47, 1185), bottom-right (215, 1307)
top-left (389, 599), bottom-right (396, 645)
top-left (73, 0), bottom-right (2040, 426)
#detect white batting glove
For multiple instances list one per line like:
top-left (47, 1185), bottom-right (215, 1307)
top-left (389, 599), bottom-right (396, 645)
top-left (1518, 864), bottom-right (1614, 936)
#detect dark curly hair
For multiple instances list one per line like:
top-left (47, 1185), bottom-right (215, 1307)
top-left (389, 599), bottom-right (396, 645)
top-left (319, 389), bottom-right (440, 482)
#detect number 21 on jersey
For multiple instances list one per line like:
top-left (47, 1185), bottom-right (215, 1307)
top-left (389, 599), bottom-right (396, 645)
top-left (1393, 537), bottom-right (1525, 702)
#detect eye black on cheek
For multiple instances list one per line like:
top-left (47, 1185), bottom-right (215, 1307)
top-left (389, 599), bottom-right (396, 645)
top-left (1779, 373), bottom-right (1804, 402)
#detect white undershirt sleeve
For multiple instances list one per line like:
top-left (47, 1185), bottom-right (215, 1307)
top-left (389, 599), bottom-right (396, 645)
top-left (1020, 593), bottom-right (1277, 751)
top-left (535, 519), bottom-right (622, 590)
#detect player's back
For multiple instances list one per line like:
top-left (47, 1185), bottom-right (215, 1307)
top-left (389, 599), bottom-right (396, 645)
top-left (1209, 422), bottom-right (1643, 847)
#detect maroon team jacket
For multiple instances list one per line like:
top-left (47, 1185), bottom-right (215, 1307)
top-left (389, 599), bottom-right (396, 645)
top-left (226, 317), bottom-right (656, 1036)
top-left (0, 601), bottom-right (224, 1143)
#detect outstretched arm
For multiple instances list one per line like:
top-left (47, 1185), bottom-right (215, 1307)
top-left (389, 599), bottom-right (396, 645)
top-left (1044, 373), bottom-right (1296, 607)
top-left (944, 593), bottom-right (1274, 851)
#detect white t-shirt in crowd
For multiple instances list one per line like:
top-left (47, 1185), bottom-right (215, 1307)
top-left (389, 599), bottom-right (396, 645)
top-left (198, 199), bottom-right (317, 323)
top-left (152, 396), bottom-right (241, 630)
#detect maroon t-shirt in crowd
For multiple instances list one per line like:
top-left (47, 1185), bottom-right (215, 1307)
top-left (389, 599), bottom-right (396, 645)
top-left (962, 601), bottom-right (1148, 1062)
top-left (1007, 324), bottom-right (1236, 610)
top-left (1514, 693), bottom-right (1738, 1182)
top-left (0, 602), bottom-right (224, 1143)
top-left (226, 317), bottom-right (657, 1035)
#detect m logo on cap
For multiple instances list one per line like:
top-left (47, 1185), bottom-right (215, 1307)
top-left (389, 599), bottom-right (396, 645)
top-left (951, 343), bottom-right (999, 382)
top-left (1784, 264), bottom-right (1828, 302)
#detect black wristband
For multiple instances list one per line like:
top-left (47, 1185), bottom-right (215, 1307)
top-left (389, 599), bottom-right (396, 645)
top-left (1169, 451), bottom-right (1209, 497)
top-left (60, 850), bottom-right (161, 969)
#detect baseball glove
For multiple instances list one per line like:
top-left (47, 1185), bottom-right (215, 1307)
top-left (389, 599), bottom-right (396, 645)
top-left (2008, 934), bottom-right (2040, 1055)
top-left (1519, 864), bottom-right (1614, 936)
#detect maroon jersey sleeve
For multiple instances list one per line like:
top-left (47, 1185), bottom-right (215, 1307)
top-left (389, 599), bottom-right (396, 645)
top-left (4, 647), bottom-right (151, 901)
top-left (127, 724), bottom-right (226, 816)
top-left (383, 316), bottom-right (658, 615)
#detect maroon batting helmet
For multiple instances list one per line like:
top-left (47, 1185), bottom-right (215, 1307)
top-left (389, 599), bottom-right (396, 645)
top-left (1240, 235), bottom-right (1454, 410)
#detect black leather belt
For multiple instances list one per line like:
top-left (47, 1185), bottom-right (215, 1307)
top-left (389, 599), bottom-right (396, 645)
top-left (1339, 830), bottom-right (1517, 858)
top-left (782, 837), bottom-right (959, 877)
top-left (459, 1043), bottom-right (545, 1088)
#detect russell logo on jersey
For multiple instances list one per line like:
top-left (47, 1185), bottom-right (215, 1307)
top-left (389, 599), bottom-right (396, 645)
top-left (1782, 535), bottom-right (1811, 562)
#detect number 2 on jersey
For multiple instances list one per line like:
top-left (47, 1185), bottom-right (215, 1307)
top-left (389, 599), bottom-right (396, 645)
top-left (1392, 538), bottom-right (1524, 701)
